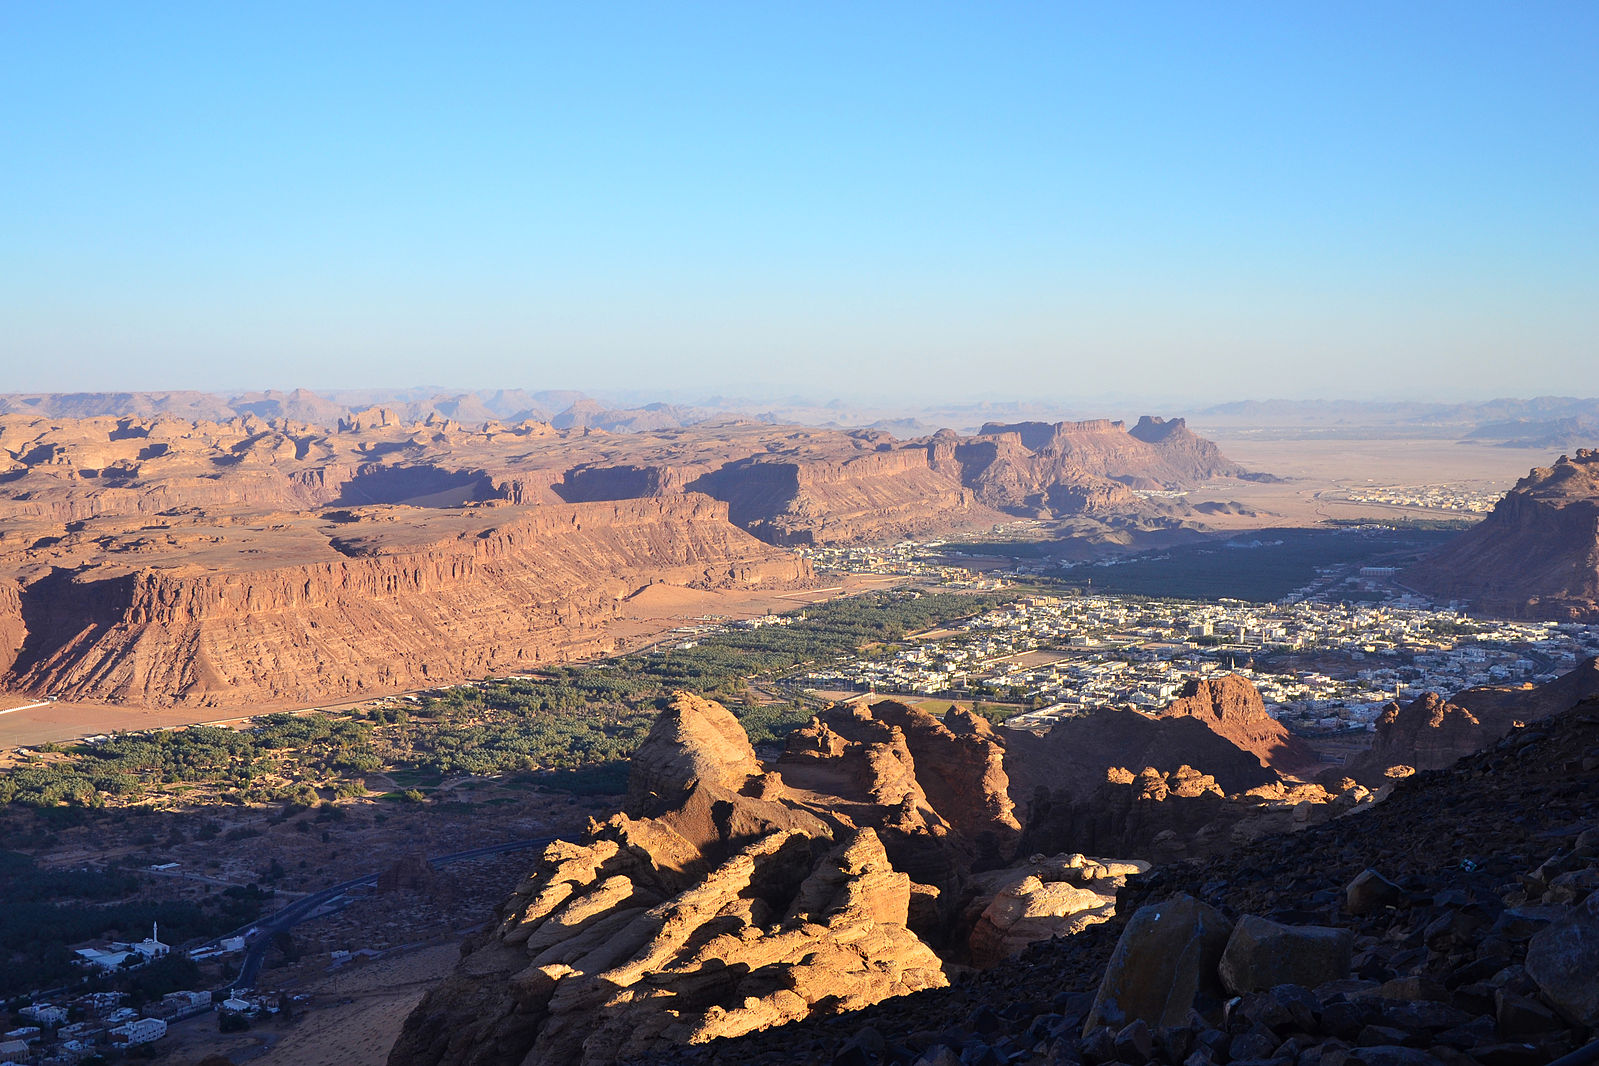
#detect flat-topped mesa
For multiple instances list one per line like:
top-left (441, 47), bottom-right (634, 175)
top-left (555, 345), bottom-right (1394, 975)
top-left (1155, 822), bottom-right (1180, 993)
top-left (1406, 449), bottom-right (1599, 621)
top-left (1153, 675), bottom-right (1319, 775)
top-left (2, 496), bottom-right (811, 707)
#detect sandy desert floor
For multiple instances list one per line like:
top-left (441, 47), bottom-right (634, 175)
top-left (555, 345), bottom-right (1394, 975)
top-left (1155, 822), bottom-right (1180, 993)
top-left (1189, 438), bottom-right (1557, 528)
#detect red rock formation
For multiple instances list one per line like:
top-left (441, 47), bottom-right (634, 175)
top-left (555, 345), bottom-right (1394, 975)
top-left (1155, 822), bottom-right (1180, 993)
top-left (1345, 693), bottom-right (1488, 786)
top-left (3, 497), bottom-right (810, 706)
top-left (1339, 659), bottom-right (1599, 786)
top-left (389, 695), bottom-right (956, 1066)
top-left (0, 410), bottom-right (1256, 707)
top-left (1406, 450), bottom-right (1599, 621)
top-left (387, 693), bottom-right (1129, 1066)
top-left (1002, 676), bottom-right (1368, 862)
top-left (1154, 675), bottom-right (1319, 775)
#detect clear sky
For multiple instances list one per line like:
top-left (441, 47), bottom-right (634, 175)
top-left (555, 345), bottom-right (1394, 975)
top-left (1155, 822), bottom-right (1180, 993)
top-left (2, 2), bottom-right (1595, 404)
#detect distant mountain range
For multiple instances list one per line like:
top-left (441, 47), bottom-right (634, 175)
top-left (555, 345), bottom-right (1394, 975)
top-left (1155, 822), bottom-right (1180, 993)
top-left (3, 389), bottom-right (1597, 445)
top-left (1189, 396), bottom-right (1599, 445)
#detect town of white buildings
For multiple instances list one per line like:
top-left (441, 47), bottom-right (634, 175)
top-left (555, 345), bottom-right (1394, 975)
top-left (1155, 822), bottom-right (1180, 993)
top-left (789, 545), bottom-right (1599, 737)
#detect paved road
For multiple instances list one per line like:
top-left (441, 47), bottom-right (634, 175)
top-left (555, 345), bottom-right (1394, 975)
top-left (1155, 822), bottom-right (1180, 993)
top-left (219, 836), bottom-right (558, 991)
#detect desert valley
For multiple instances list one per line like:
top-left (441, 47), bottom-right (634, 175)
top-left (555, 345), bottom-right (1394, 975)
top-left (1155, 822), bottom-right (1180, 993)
top-left (6, 7), bottom-right (1596, 1066)
top-left (2, 390), bottom-right (1598, 1066)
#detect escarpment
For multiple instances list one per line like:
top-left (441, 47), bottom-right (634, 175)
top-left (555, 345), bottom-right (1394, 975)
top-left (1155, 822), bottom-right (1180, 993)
top-left (1407, 448), bottom-right (1599, 621)
top-left (0, 410), bottom-right (1258, 706)
top-left (3, 497), bottom-right (810, 706)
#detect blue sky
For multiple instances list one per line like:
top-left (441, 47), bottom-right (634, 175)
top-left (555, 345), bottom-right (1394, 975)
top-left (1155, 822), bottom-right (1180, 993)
top-left (2, 2), bottom-right (1595, 404)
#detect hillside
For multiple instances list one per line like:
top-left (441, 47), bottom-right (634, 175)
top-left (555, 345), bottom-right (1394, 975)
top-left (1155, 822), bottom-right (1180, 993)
top-left (643, 696), bottom-right (1599, 1066)
top-left (1407, 450), bottom-right (1599, 621)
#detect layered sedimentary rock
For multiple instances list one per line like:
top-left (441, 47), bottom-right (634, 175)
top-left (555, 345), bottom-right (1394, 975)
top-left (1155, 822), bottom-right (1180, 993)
top-left (390, 694), bottom-right (1058, 1066)
top-left (1407, 449), bottom-right (1599, 621)
top-left (4, 497), bottom-right (809, 706)
top-left (0, 410), bottom-right (1254, 706)
top-left (963, 853), bottom-right (1148, 968)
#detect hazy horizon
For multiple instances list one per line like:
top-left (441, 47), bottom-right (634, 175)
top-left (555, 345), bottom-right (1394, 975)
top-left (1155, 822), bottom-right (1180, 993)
top-left (4, 3), bottom-right (1595, 400)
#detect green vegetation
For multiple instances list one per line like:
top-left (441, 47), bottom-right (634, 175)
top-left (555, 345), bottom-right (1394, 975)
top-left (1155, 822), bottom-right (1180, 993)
top-left (1, 590), bottom-right (1003, 810)
top-left (1043, 528), bottom-right (1460, 603)
top-left (0, 850), bottom-right (265, 997)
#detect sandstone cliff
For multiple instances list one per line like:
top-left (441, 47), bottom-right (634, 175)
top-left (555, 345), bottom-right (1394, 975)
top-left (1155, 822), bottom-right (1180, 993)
top-left (1406, 449), bottom-right (1599, 621)
top-left (0, 410), bottom-right (1255, 707)
top-left (3, 497), bottom-right (810, 706)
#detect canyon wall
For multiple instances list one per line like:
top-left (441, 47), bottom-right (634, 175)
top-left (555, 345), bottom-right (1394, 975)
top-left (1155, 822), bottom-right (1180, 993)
top-left (3, 496), bottom-right (810, 706)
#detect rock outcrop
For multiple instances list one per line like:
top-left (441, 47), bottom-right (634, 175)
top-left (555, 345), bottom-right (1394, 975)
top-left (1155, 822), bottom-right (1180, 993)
top-left (639, 698), bottom-right (1599, 1066)
top-left (965, 854), bottom-right (1147, 968)
top-left (1005, 676), bottom-right (1371, 862)
top-left (1345, 692), bottom-right (1489, 785)
top-left (1344, 660), bottom-right (1599, 786)
top-left (390, 694), bottom-right (1134, 1066)
top-left (1152, 675), bottom-right (1318, 775)
top-left (1407, 449), bottom-right (1599, 621)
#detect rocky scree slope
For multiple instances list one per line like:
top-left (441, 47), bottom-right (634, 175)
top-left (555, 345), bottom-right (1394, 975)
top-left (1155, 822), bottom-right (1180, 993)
top-left (645, 697), bottom-right (1599, 1066)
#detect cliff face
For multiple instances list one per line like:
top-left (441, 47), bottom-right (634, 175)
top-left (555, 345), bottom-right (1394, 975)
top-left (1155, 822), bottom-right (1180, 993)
top-left (0, 410), bottom-right (1256, 707)
top-left (968, 416), bottom-right (1252, 509)
top-left (1406, 449), bottom-right (1599, 620)
top-left (689, 447), bottom-right (1006, 546)
top-left (2, 497), bottom-right (810, 706)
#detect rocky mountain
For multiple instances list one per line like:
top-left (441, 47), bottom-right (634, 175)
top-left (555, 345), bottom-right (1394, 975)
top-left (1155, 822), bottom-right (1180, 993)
top-left (642, 696), bottom-right (1599, 1066)
top-left (960, 418), bottom-right (1256, 518)
top-left (1344, 692), bottom-right (1490, 786)
top-left (392, 671), bottom-right (1599, 1066)
top-left (0, 410), bottom-right (1257, 705)
top-left (1002, 680), bottom-right (1367, 865)
top-left (1151, 675), bottom-right (1319, 774)
top-left (1406, 450), bottom-right (1599, 621)
top-left (389, 675), bottom-right (1412, 1066)
top-left (388, 695), bottom-right (1147, 1066)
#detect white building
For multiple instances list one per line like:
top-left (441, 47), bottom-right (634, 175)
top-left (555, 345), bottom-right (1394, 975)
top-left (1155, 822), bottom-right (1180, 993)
top-left (19, 1004), bottom-right (67, 1026)
top-left (109, 1017), bottom-right (167, 1045)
